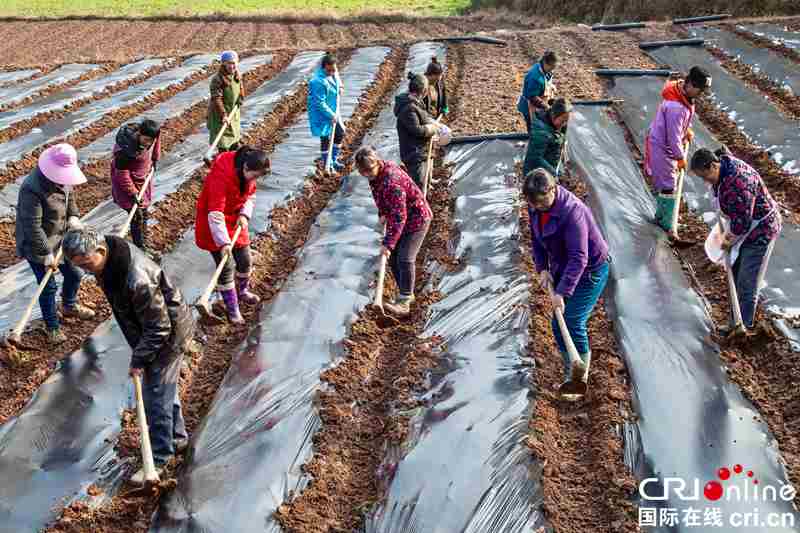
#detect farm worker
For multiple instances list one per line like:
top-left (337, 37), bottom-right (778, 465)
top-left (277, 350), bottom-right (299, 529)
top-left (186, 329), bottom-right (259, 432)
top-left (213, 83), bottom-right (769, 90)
top-left (62, 229), bottom-right (193, 484)
top-left (690, 147), bottom-right (781, 335)
top-left (208, 50), bottom-right (244, 154)
top-left (308, 52), bottom-right (345, 171)
top-left (517, 51), bottom-right (558, 134)
top-left (645, 65), bottom-right (711, 232)
top-left (395, 72), bottom-right (438, 189)
top-left (422, 56), bottom-right (448, 118)
top-left (15, 143), bottom-right (95, 345)
top-left (355, 145), bottom-right (432, 317)
top-left (195, 146), bottom-right (270, 324)
top-left (111, 119), bottom-right (161, 253)
top-left (524, 168), bottom-right (610, 386)
top-left (522, 97), bottom-right (571, 179)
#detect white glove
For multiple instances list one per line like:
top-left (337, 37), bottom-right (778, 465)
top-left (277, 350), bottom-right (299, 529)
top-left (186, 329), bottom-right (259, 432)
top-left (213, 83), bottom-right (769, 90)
top-left (67, 216), bottom-right (84, 231)
top-left (220, 244), bottom-right (233, 257)
top-left (43, 253), bottom-right (57, 268)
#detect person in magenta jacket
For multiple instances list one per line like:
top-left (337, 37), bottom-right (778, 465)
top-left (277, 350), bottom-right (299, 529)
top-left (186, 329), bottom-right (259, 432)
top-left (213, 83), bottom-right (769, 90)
top-left (111, 119), bottom-right (161, 252)
top-left (355, 145), bottom-right (432, 317)
top-left (524, 168), bottom-right (610, 388)
top-left (645, 66), bottom-right (711, 232)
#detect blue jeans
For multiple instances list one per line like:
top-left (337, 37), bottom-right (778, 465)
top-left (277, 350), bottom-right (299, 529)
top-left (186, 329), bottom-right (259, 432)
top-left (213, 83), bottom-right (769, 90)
top-left (731, 240), bottom-right (774, 328)
top-left (143, 352), bottom-right (187, 465)
top-left (552, 260), bottom-right (610, 379)
top-left (27, 260), bottom-right (83, 330)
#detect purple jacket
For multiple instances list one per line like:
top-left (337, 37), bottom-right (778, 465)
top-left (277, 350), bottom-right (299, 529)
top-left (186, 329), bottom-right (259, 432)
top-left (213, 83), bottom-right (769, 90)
top-left (529, 186), bottom-right (609, 297)
top-left (645, 81), bottom-right (694, 191)
top-left (715, 155), bottom-right (781, 246)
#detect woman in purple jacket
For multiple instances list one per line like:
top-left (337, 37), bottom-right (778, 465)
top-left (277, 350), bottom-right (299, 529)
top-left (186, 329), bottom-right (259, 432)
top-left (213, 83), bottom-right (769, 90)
top-left (690, 148), bottom-right (781, 335)
top-left (524, 168), bottom-right (610, 386)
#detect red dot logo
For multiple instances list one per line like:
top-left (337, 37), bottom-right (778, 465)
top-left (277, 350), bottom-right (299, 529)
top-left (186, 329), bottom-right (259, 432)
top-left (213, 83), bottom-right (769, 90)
top-left (734, 464), bottom-right (743, 474)
top-left (747, 471), bottom-right (754, 478)
top-left (718, 467), bottom-right (731, 480)
top-left (704, 481), bottom-right (724, 501)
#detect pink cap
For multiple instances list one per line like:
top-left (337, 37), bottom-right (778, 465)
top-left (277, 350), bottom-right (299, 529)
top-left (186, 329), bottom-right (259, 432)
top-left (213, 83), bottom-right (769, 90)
top-left (38, 144), bottom-right (87, 186)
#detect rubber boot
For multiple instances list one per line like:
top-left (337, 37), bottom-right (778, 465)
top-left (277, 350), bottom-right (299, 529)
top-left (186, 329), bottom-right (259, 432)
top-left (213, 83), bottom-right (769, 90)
top-left (236, 273), bottom-right (260, 305)
top-left (220, 288), bottom-right (244, 325)
top-left (580, 351), bottom-right (592, 383)
top-left (656, 192), bottom-right (676, 232)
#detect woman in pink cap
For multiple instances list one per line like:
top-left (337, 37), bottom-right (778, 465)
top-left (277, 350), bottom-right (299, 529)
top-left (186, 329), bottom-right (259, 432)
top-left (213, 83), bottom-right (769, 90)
top-left (15, 143), bottom-right (95, 345)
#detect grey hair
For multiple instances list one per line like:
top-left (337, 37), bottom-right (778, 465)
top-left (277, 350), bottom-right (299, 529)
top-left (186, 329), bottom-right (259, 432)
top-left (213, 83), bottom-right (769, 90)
top-left (63, 229), bottom-right (107, 259)
top-left (354, 145), bottom-right (379, 169)
top-left (523, 168), bottom-right (557, 200)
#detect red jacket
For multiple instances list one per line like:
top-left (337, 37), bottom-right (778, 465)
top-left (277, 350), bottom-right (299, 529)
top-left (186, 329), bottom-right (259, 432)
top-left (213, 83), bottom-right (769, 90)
top-left (195, 151), bottom-right (256, 251)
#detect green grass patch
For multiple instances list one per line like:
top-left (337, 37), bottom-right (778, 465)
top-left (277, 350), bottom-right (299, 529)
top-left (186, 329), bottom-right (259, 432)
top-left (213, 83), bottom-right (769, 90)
top-left (0, 0), bottom-right (470, 18)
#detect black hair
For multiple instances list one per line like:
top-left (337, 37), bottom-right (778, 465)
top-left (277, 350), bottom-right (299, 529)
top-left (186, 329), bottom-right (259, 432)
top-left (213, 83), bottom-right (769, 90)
top-left (686, 66), bottom-right (711, 90)
top-left (690, 146), bottom-right (729, 173)
top-left (523, 168), bottom-right (557, 201)
top-left (408, 71), bottom-right (427, 94)
top-left (234, 145), bottom-right (270, 193)
top-left (541, 51), bottom-right (558, 66)
top-left (322, 53), bottom-right (337, 68)
top-left (139, 119), bottom-right (160, 139)
top-left (548, 97), bottom-right (573, 120)
top-left (425, 56), bottom-right (443, 76)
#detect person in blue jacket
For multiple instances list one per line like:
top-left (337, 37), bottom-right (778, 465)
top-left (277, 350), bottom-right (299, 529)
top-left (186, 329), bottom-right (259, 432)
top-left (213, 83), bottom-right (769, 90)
top-left (517, 51), bottom-right (558, 134)
top-left (308, 53), bottom-right (345, 171)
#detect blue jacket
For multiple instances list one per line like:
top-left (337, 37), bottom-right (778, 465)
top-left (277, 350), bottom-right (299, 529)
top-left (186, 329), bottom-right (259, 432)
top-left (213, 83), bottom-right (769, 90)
top-left (307, 67), bottom-right (339, 138)
top-left (517, 62), bottom-right (552, 120)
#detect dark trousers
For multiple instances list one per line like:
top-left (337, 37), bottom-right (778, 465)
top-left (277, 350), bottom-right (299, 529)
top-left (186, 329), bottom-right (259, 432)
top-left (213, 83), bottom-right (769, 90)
top-left (731, 240), bottom-right (775, 328)
top-left (389, 220), bottom-right (430, 297)
top-left (143, 352), bottom-right (187, 465)
top-left (27, 260), bottom-right (83, 330)
top-left (211, 245), bottom-right (252, 290)
top-left (320, 122), bottom-right (345, 151)
top-left (125, 206), bottom-right (148, 249)
top-left (403, 158), bottom-right (429, 190)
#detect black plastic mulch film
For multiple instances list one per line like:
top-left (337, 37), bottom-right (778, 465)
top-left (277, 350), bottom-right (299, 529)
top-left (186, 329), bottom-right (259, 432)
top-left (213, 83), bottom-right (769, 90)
top-left (151, 43), bottom-right (437, 532)
top-left (0, 52), bottom-right (319, 533)
top-left (570, 104), bottom-right (799, 532)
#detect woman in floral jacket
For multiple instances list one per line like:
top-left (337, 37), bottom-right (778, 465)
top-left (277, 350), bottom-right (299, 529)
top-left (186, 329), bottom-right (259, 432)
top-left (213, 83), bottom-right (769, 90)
top-left (690, 147), bottom-right (782, 334)
top-left (355, 145), bottom-right (432, 317)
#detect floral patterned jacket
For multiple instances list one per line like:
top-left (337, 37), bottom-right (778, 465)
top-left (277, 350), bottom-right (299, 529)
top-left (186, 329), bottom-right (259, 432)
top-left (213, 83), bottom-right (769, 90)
top-left (714, 155), bottom-right (781, 246)
top-left (368, 160), bottom-right (432, 250)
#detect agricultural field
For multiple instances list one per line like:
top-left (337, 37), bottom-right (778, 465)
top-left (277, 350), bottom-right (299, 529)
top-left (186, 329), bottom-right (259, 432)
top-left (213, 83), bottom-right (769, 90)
top-left (0, 8), bottom-right (799, 533)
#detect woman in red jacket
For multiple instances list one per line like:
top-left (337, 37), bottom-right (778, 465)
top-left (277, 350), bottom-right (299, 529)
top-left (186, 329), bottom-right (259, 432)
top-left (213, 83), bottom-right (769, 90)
top-left (195, 145), bottom-right (270, 324)
top-left (354, 144), bottom-right (432, 317)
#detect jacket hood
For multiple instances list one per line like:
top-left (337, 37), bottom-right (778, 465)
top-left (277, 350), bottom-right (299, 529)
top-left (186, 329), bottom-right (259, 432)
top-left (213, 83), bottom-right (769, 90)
top-left (394, 92), bottom-right (414, 117)
top-left (115, 123), bottom-right (140, 159)
top-left (661, 80), bottom-right (692, 109)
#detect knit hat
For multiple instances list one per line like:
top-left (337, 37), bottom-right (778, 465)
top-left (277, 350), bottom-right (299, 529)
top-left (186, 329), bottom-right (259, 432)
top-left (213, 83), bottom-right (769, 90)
top-left (221, 50), bottom-right (239, 63)
top-left (38, 144), bottom-right (86, 186)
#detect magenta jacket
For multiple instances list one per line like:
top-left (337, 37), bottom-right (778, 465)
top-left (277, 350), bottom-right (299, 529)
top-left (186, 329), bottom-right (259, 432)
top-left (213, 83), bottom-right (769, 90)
top-left (645, 81), bottom-right (694, 191)
top-left (111, 126), bottom-right (160, 210)
top-left (528, 186), bottom-right (609, 297)
top-left (368, 160), bottom-right (432, 250)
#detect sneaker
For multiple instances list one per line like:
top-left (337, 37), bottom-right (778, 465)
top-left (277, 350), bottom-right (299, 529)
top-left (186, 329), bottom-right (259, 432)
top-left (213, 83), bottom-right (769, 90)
top-left (62, 304), bottom-right (96, 321)
top-left (174, 437), bottom-right (189, 453)
top-left (384, 300), bottom-right (411, 317)
top-left (46, 328), bottom-right (67, 345)
top-left (130, 464), bottom-right (165, 486)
